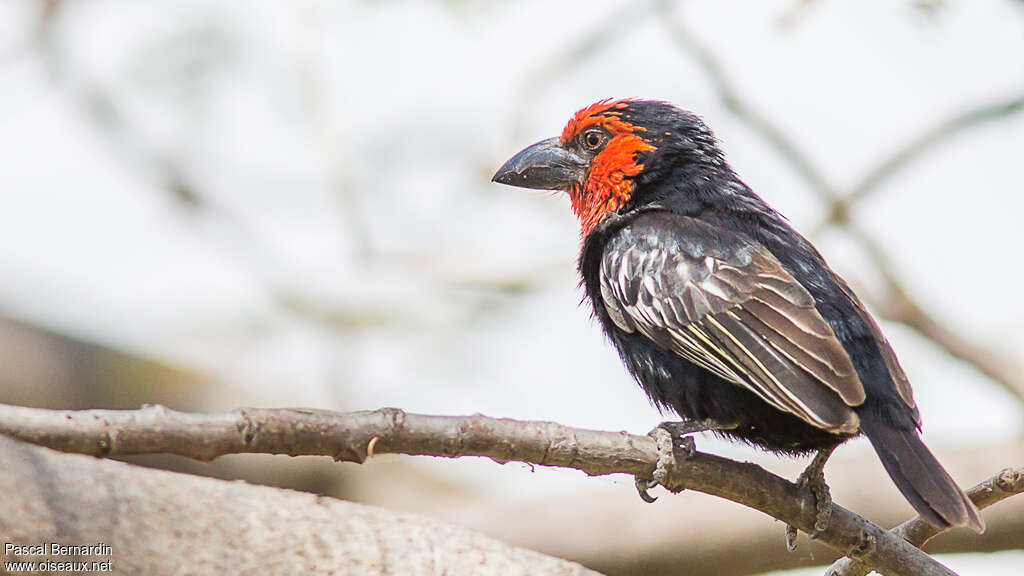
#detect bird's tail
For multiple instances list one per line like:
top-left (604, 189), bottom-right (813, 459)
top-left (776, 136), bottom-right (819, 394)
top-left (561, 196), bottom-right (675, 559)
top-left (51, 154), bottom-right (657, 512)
top-left (860, 416), bottom-right (984, 533)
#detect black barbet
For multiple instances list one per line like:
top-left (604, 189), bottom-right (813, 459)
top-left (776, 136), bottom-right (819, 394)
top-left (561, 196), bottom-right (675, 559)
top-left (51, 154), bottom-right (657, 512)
top-left (493, 99), bottom-right (983, 535)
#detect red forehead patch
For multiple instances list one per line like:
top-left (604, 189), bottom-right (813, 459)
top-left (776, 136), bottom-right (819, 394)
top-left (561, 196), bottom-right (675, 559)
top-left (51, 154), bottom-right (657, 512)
top-left (560, 99), bottom-right (645, 144)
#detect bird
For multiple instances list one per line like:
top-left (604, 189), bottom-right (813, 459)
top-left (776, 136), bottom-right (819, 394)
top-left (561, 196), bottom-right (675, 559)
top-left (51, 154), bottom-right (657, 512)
top-left (492, 98), bottom-right (984, 541)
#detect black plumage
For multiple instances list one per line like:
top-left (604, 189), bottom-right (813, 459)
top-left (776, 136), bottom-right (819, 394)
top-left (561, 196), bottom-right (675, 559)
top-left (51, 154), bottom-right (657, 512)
top-left (494, 99), bottom-right (983, 533)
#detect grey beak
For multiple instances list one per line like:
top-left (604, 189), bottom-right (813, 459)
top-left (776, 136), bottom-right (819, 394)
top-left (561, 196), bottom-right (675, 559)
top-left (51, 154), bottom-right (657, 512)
top-left (492, 137), bottom-right (587, 190)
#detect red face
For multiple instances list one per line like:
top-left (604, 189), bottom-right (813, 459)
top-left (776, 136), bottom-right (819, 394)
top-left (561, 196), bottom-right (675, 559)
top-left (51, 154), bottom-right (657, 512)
top-left (559, 100), bottom-right (657, 235)
top-left (493, 99), bottom-right (657, 237)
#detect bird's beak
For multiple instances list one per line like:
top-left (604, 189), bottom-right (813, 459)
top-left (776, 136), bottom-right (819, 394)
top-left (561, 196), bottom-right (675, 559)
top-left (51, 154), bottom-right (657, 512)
top-left (492, 137), bottom-right (587, 190)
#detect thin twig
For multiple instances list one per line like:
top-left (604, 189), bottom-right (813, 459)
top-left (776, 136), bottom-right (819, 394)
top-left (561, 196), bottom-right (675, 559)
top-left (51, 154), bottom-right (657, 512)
top-left (0, 403), bottom-right (1001, 576)
top-left (827, 467), bottom-right (1024, 576)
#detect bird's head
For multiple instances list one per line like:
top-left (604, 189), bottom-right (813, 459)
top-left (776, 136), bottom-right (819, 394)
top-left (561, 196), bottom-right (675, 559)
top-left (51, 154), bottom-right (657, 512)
top-left (493, 99), bottom-right (724, 236)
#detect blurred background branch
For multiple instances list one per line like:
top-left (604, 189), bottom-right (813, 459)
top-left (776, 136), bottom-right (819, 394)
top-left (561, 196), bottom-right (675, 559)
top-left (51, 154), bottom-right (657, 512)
top-left (655, 0), bottom-right (1024, 405)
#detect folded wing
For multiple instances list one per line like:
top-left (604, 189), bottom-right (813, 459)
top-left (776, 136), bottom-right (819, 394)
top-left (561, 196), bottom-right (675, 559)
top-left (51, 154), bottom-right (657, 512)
top-left (600, 213), bottom-right (865, 433)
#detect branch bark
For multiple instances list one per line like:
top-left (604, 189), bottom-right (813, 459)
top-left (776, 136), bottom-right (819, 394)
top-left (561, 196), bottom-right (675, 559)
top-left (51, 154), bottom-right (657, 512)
top-left (363, 440), bottom-right (1022, 576)
top-left (0, 435), bottom-right (599, 576)
top-left (0, 403), bottom-right (1008, 576)
top-left (827, 467), bottom-right (1024, 576)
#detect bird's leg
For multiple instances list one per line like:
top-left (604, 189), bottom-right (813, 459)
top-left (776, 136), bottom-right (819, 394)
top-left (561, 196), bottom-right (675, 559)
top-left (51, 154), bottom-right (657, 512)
top-left (635, 419), bottom-right (736, 503)
top-left (785, 445), bottom-right (836, 551)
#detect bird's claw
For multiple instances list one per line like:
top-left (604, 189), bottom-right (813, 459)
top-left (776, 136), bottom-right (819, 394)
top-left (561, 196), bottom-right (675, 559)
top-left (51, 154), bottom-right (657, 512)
top-left (785, 446), bottom-right (835, 551)
top-left (807, 475), bottom-right (833, 537)
top-left (635, 422), bottom-right (699, 503)
top-left (635, 477), bottom-right (660, 503)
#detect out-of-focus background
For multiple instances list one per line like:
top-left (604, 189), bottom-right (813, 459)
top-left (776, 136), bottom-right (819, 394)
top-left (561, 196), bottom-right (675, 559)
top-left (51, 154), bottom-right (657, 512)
top-left (2, 0), bottom-right (1022, 574)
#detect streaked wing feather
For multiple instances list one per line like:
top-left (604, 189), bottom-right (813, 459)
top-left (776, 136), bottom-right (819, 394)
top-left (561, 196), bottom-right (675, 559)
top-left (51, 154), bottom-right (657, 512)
top-left (713, 310), bottom-right (862, 428)
top-left (600, 215), bottom-right (864, 433)
top-left (732, 307), bottom-right (853, 393)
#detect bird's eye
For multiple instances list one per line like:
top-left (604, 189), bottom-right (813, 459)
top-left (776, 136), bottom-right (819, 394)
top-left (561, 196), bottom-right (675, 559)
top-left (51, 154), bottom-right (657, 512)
top-left (579, 129), bottom-right (607, 152)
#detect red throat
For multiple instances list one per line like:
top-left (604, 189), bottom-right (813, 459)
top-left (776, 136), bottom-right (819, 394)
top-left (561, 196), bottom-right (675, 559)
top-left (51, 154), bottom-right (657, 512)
top-left (561, 100), bottom-right (656, 236)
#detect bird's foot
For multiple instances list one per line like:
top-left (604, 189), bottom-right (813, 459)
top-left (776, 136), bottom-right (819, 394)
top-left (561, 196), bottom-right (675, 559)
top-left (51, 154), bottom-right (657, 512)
top-left (785, 446), bottom-right (836, 551)
top-left (635, 419), bottom-right (727, 503)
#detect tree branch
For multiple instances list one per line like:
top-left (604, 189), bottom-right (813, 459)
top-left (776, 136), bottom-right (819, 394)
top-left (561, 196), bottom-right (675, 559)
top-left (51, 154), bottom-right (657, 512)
top-left (0, 403), bottom-right (1002, 576)
top-left (414, 442), bottom-right (1023, 576)
top-left (827, 467), bottom-right (1024, 576)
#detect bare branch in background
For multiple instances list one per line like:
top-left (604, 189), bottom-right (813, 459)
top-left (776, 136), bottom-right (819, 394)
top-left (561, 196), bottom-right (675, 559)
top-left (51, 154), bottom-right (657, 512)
top-left (778, 0), bottom-right (820, 30)
top-left (654, 0), bottom-right (839, 200)
top-left (2, 403), bottom-right (1020, 576)
top-left (655, 0), bottom-right (1024, 404)
top-left (34, 0), bottom-right (209, 214)
top-left (841, 94), bottom-right (1024, 209)
top-left (289, 1), bottom-right (370, 261)
top-left (509, 3), bottom-right (647, 142)
top-left (30, 0), bottom-right (533, 341)
top-left (842, 224), bottom-right (1024, 400)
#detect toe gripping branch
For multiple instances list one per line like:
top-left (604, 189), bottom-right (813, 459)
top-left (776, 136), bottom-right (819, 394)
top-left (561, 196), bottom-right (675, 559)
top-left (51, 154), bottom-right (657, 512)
top-left (634, 421), bottom-right (837, 552)
top-left (634, 420), bottom-right (722, 503)
top-left (785, 446), bottom-right (836, 551)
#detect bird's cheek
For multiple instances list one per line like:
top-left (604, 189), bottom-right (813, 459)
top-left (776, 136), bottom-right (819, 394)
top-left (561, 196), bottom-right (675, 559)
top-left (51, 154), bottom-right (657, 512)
top-left (566, 181), bottom-right (581, 201)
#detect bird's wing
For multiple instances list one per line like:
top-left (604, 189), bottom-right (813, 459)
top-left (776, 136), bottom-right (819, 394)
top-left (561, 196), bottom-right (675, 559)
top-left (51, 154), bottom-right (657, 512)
top-left (600, 213), bottom-right (865, 433)
top-left (831, 275), bottom-right (919, 419)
